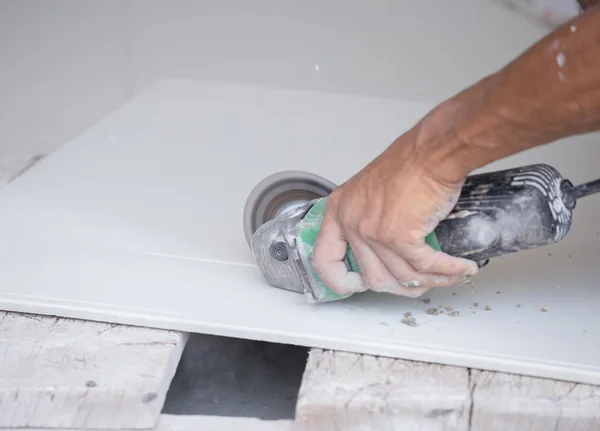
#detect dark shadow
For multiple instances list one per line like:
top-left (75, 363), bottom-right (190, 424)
top-left (162, 333), bottom-right (309, 420)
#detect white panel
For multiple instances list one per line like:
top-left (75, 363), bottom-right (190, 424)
top-left (0, 0), bottom-right (131, 154)
top-left (127, 0), bottom-right (547, 103)
top-left (0, 80), bottom-right (599, 385)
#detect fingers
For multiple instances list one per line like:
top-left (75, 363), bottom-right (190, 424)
top-left (345, 235), bottom-right (403, 294)
top-left (370, 244), bottom-right (467, 294)
top-left (399, 242), bottom-right (479, 277)
top-left (311, 212), bottom-right (366, 295)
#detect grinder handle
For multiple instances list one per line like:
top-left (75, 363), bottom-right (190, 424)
top-left (429, 163), bottom-right (574, 265)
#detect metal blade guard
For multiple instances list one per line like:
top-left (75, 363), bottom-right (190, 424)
top-left (243, 171), bottom-right (351, 303)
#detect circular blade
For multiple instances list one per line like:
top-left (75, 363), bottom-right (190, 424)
top-left (243, 170), bottom-right (337, 247)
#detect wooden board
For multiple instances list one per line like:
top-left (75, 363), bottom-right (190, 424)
top-left (0, 79), bottom-right (599, 384)
top-left (15, 415), bottom-right (293, 431)
top-left (296, 349), bottom-right (471, 430)
top-left (0, 311), bottom-right (187, 429)
top-left (296, 349), bottom-right (600, 431)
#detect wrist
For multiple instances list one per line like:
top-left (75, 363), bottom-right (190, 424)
top-left (407, 97), bottom-right (486, 185)
top-left (410, 73), bottom-right (539, 184)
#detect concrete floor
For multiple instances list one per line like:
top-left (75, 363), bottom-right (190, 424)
top-left (162, 333), bottom-right (308, 420)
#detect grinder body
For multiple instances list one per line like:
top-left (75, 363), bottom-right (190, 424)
top-left (248, 164), bottom-right (577, 303)
top-left (434, 163), bottom-right (573, 266)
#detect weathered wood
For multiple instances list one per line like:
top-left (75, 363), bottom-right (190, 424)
top-left (298, 349), bottom-right (600, 430)
top-left (10, 414), bottom-right (294, 431)
top-left (157, 414), bottom-right (294, 431)
top-left (470, 370), bottom-right (600, 430)
top-left (295, 349), bottom-right (471, 431)
top-left (0, 311), bottom-right (187, 429)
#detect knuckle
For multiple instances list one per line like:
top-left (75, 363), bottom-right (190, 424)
top-left (337, 211), bottom-right (354, 231)
top-left (399, 228), bottom-right (423, 246)
top-left (411, 252), bottom-right (438, 272)
top-left (381, 225), bottom-right (419, 248)
top-left (356, 220), bottom-right (377, 240)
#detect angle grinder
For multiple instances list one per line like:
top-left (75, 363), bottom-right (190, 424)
top-left (243, 164), bottom-right (600, 304)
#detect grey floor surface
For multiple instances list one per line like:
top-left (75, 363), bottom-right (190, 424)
top-left (162, 333), bottom-right (309, 420)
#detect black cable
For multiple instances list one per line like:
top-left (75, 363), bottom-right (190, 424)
top-left (572, 178), bottom-right (600, 199)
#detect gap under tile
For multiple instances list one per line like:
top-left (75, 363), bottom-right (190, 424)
top-left (162, 333), bottom-right (309, 420)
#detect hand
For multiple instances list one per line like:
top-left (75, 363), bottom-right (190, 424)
top-left (311, 112), bottom-right (479, 298)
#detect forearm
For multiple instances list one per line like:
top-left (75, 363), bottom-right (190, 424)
top-left (418, 4), bottom-right (600, 183)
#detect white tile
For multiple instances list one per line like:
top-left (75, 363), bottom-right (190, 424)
top-left (0, 79), bottom-right (599, 386)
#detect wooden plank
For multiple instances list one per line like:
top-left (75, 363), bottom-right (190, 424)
top-left (156, 414), bottom-right (293, 431)
top-left (298, 349), bottom-right (600, 430)
top-left (10, 414), bottom-right (293, 431)
top-left (470, 370), bottom-right (600, 431)
top-left (295, 349), bottom-right (471, 431)
top-left (0, 311), bottom-right (188, 429)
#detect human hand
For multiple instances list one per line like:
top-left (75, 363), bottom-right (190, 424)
top-left (310, 108), bottom-right (479, 298)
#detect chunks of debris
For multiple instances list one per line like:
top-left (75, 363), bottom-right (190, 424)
top-left (404, 312), bottom-right (412, 318)
top-left (423, 298), bottom-right (431, 304)
top-left (401, 316), bottom-right (419, 327)
top-left (448, 311), bottom-right (460, 317)
top-left (540, 308), bottom-right (548, 312)
top-left (426, 308), bottom-right (440, 315)
top-left (484, 305), bottom-right (492, 311)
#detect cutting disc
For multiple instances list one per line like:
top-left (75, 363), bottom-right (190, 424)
top-left (243, 171), bottom-right (337, 246)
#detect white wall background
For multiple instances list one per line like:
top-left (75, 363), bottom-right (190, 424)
top-left (0, 0), bottom-right (555, 154)
top-left (0, 0), bottom-right (131, 154)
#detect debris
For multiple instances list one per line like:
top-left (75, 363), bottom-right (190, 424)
top-left (426, 307), bottom-right (440, 315)
top-left (401, 316), bottom-right (419, 327)
top-left (485, 305), bottom-right (492, 311)
top-left (473, 302), bottom-right (479, 307)
top-left (445, 306), bottom-right (454, 311)
top-left (517, 304), bottom-right (522, 308)
top-left (448, 311), bottom-right (460, 317)
top-left (404, 312), bottom-right (412, 318)
top-left (540, 308), bottom-right (548, 312)
top-left (496, 291), bottom-right (500, 294)
top-left (379, 321), bottom-right (388, 326)
top-left (423, 298), bottom-right (431, 304)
